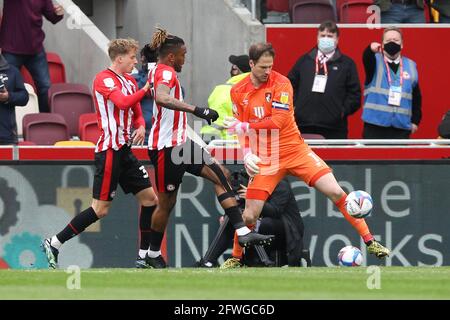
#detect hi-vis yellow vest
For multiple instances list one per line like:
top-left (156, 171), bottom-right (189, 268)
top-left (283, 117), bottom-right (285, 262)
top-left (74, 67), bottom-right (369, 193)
top-left (201, 73), bottom-right (249, 140)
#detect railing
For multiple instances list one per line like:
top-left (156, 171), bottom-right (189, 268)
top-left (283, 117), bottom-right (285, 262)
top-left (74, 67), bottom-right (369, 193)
top-left (208, 139), bottom-right (450, 148)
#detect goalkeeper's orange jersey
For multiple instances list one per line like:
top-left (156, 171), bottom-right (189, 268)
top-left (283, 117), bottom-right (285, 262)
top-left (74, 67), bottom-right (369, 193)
top-left (230, 70), bottom-right (306, 159)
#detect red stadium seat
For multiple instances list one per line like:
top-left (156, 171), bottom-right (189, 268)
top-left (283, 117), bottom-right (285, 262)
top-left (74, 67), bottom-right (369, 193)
top-left (290, 0), bottom-right (336, 23)
top-left (20, 51), bottom-right (66, 91)
top-left (337, 0), bottom-right (374, 23)
top-left (22, 113), bottom-right (70, 145)
top-left (18, 140), bottom-right (37, 146)
top-left (267, 0), bottom-right (289, 12)
top-left (79, 113), bottom-right (100, 145)
top-left (49, 83), bottom-right (95, 137)
top-left (302, 133), bottom-right (326, 139)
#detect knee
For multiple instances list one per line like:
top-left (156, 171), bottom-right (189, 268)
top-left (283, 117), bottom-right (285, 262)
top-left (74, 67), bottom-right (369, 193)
top-left (140, 192), bottom-right (158, 207)
top-left (94, 207), bottom-right (109, 219)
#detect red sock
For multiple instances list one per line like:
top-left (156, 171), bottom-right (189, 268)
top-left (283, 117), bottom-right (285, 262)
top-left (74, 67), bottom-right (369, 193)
top-left (336, 194), bottom-right (374, 243)
top-left (231, 224), bottom-right (256, 259)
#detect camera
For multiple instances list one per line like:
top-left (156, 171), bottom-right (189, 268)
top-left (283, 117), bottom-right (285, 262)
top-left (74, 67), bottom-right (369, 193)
top-left (0, 74), bottom-right (8, 93)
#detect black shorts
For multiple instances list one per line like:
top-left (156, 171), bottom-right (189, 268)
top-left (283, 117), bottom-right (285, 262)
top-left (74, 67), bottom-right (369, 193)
top-left (148, 139), bottom-right (213, 193)
top-left (93, 145), bottom-right (151, 201)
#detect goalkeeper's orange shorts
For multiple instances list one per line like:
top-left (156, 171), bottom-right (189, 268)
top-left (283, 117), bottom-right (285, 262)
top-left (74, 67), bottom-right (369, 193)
top-left (246, 146), bottom-right (331, 201)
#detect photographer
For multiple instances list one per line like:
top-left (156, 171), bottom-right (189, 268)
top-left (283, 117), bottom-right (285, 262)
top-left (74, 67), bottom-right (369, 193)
top-left (0, 54), bottom-right (29, 145)
top-left (198, 169), bottom-right (309, 268)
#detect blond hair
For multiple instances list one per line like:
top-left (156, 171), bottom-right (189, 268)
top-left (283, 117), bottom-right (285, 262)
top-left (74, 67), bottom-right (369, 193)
top-left (108, 38), bottom-right (139, 61)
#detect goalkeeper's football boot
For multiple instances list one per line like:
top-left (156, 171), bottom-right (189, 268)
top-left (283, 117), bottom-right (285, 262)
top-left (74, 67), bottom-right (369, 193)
top-left (144, 254), bottom-right (167, 269)
top-left (238, 231), bottom-right (274, 248)
top-left (220, 257), bottom-right (242, 269)
top-left (367, 240), bottom-right (390, 258)
top-left (41, 238), bottom-right (59, 269)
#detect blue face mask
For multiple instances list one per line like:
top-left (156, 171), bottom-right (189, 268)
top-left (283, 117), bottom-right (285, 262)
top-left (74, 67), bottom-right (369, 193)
top-left (318, 37), bottom-right (336, 54)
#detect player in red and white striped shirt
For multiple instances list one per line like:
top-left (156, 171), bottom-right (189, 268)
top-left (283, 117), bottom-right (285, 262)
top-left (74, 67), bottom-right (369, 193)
top-left (143, 27), bottom-right (274, 268)
top-left (42, 39), bottom-right (158, 269)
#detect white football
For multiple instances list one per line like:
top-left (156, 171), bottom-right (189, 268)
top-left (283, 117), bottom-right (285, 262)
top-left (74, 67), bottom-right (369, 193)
top-left (345, 190), bottom-right (373, 218)
top-left (338, 246), bottom-right (363, 267)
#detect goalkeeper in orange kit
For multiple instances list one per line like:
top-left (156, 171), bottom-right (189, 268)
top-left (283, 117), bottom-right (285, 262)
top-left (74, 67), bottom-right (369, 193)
top-left (221, 43), bottom-right (390, 267)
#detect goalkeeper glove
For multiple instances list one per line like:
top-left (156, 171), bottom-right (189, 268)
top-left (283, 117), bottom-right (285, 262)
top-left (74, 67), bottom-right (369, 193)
top-left (193, 107), bottom-right (219, 125)
top-left (243, 149), bottom-right (261, 177)
top-left (223, 116), bottom-right (249, 135)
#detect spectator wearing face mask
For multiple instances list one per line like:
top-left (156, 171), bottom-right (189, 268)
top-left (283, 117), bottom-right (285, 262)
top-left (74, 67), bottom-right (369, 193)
top-left (362, 26), bottom-right (422, 139)
top-left (287, 21), bottom-right (361, 139)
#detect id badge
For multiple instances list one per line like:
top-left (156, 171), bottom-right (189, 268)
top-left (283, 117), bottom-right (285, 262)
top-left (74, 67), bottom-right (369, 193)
top-left (388, 86), bottom-right (402, 106)
top-left (312, 75), bottom-right (327, 93)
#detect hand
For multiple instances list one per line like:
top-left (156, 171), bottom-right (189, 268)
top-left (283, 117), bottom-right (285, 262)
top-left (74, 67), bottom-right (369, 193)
top-left (223, 116), bottom-right (249, 135)
top-left (411, 123), bottom-right (418, 134)
top-left (237, 184), bottom-right (247, 200)
top-left (54, 4), bottom-right (64, 16)
top-left (0, 90), bottom-right (9, 103)
top-left (131, 125), bottom-right (146, 146)
top-left (244, 152), bottom-right (261, 177)
top-left (371, 42), bottom-right (381, 53)
top-left (143, 81), bottom-right (151, 92)
top-left (193, 106), bottom-right (219, 125)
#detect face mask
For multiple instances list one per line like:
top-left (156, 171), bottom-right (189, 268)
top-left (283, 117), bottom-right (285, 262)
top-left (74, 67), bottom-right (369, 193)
top-left (318, 37), bottom-right (336, 54)
top-left (383, 41), bottom-right (401, 56)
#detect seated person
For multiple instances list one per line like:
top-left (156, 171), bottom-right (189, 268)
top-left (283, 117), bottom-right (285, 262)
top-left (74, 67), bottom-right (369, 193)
top-left (197, 168), bottom-right (310, 268)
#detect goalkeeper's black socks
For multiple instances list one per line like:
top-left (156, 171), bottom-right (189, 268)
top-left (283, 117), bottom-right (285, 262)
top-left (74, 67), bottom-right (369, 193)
top-left (55, 207), bottom-right (99, 245)
top-left (139, 205), bottom-right (156, 250)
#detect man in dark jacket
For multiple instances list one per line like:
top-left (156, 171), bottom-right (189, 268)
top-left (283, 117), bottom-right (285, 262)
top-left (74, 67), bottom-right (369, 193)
top-left (198, 170), bottom-right (307, 268)
top-left (0, 54), bottom-right (29, 145)
top-left (288, 21), bottom-right (361, 139)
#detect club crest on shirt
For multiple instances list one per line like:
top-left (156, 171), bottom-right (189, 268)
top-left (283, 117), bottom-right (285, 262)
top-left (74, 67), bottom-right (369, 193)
top-left (162, 70), bottom-right (173, 84)
top-left (103, 77), bottom-right (115, 89)
top-left (254, 106), bottom-right (265, 119)
top-left (265, 92), bottom-right (272, 103)
top-left (280, 92), bottom-right (289, 104)
top-left (402, 71), bottom-right (411, 80)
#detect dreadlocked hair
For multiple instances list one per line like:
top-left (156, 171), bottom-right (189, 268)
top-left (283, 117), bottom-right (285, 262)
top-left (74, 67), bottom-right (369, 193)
top-left (149, 26), bottom-right (184, 58)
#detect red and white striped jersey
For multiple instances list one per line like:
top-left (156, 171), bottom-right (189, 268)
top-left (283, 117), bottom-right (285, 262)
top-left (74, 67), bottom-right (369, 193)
top-left (148, 63), bottom-right (187, 150)
top-left (92, 69), bottom-right (144, 152)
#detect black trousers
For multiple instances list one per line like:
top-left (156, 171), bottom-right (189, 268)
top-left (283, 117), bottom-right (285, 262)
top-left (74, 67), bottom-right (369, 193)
top-left (363, 122), bottom-right (411, 139)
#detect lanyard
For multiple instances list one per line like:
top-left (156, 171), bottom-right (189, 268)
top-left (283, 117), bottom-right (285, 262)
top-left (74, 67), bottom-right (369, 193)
top-left (315, 54), bottom-right (328, 76)
top-left (383, 56), bottom-right (403, 87)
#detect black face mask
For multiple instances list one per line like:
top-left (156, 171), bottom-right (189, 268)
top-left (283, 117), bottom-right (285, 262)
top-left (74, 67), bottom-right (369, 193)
top-left (383, 41), bottom-right (401, 56)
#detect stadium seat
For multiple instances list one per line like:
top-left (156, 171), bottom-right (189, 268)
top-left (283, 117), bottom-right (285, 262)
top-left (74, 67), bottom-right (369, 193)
top-left (337, 0), bottom-right (373, 23)
top-left (20, 51), bottom-right (66, 91)
top-left (49, 83), bottom-right (95, 137)
top-left (267, 0), bottom-right (289, 12)
top-left (54, 140), bottom-right (95, 146)
top-left (18, 140), bottom-right (37, 146)
top-left (290, 0), bottom-right (336, 23)
top-left (302, 133), bottom-right (326, 139)
top-left (15, 83), bottom-right (40, 137)
top-left (79, 113), bottom-right (100, 145)
top-left (22, 113), bottom-right (69, 145)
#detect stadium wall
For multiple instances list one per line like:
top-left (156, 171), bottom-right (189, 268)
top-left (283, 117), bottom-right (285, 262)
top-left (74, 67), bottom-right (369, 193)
top-left (0, 147), bottom-right (449, 269)
top-left (38, 0), bottom-right (110, 88)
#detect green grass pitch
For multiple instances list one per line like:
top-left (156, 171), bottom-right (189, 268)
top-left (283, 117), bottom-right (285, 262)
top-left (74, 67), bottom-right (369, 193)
top-left (1, 267), bottom-right (450, 300)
